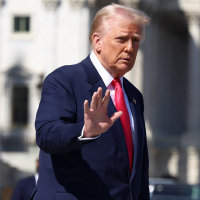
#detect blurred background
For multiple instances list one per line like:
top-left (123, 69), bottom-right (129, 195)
top-left (0, 0), bottom-right (199, 199)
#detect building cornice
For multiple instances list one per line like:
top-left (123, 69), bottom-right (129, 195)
top-left (68, 0), bottom-right (95, 7)
top-left (42, 0), bottom-right (61, 11)
top-left (68, 0), bottom-right (140, 8)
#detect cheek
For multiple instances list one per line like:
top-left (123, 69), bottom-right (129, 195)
top-left (108, 50), bottom-right (119, 62)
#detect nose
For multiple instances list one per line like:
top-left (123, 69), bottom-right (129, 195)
top-left (124, 39), bottom-right (134, 53)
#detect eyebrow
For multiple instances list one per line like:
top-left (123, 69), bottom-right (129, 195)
top-left (133, 33), bottom-right (142, 40)
top-left (117, 33), bottom-right (142, 40)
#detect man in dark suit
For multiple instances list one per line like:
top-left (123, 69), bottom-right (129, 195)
top-left (11, 159), bottom-right (39, 200)
top-left (34, 4), bottom-right (150, 200)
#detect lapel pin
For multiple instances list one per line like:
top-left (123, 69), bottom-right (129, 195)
top-left (133, 98), bottom-right (136, 105)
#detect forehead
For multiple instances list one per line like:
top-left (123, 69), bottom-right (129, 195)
top-left (106, 18), bottom-right (143, 37)
top-left (105, 14), bottom-right (143, 32)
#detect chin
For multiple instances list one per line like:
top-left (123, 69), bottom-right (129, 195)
top-left (120, 64), bottom-right (133, 72)
top-left (112, 64), bottom-right (134, 77)
top-left (115, 69), bottom-right (131, 78)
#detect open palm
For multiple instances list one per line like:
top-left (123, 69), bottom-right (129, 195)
top-left (83, 87), bottom-right (122, 138)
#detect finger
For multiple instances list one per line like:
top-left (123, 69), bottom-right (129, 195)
top-left (110, 111), bottom-right (123, 124)
top-left (97, 87), bottom-right (103, 108)
top-left (84, 100), bottom-right (90, 114)
top-left (90, 92), bottom-right (98, 110)
top-left (102, 90), bottom-right (110, 108)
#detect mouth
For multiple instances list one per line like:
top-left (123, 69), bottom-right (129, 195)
top-left (120, 58), bottom-right (131, 63)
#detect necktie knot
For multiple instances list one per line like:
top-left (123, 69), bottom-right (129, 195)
top-left (111, 78), bottom-right (121, 88)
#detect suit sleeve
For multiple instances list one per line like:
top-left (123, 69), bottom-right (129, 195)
top-left (35, 71), bottom-right (84, 154)
top-left (139, 94), bottom-right (150, 200)
top-left (11, 179), bottom-right (26, 200)
top-left (139, 136), bottom-right (150, 200)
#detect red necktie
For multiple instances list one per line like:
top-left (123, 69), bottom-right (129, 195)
top-left (112, 78), bottom-right (133, 173)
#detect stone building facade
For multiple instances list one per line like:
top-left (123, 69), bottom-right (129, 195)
top-left (0, 0), bottom-right (199, 195)
top-left (140, 0), bottom-right (200, 184)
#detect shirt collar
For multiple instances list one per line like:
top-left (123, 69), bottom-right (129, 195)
top-left (90, 51), bottom-right (124, 87)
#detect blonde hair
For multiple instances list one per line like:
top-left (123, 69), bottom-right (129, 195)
top-left (89, 4), bottom-right (150, 45)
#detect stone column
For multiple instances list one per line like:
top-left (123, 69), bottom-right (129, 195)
top-left (182, 13), bottom-right (200, 184)
top-left (0, 0), bottom-right (8, 133)
top-left (41, 0), bottom-right (61, 75)
top-left (186, 14), bottom-right (200, 134)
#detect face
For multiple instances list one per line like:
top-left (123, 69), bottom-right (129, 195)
top-left (93, 16), bottom-right (143, 78)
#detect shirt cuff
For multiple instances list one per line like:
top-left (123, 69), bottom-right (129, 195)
top-left (78, 125), bottom-right (100, 141)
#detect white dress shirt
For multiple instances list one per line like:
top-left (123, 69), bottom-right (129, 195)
top-left (78, 51), bottom-right (134, 140)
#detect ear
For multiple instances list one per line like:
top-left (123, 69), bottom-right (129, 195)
top-left (92, 32), bottom-right (102, 53)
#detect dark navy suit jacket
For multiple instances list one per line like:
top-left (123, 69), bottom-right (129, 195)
top-left (11, 175), bottom-right (36, 200)
top-left (34, 56), bottom-right (149, 200)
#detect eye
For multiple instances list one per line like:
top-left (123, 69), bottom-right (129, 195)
top-left (132, 36), bottom-right (141, 43)
top-left (116, 37), bottom-right (125, 43)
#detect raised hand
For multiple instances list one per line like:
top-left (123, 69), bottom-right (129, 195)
top-left (83, 87), bottom-right (122, 138)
